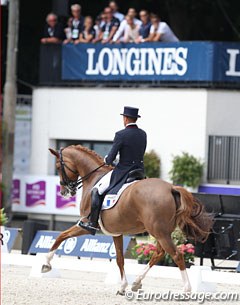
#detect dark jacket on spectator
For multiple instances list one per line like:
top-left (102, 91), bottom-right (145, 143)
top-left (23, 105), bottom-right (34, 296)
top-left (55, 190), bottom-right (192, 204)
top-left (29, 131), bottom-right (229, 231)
top-left (82, 26), bottom-right (96, 40)
top-left (71, 16), bottom-right (85, 40)
top-left (139, 21), bottom-right (152, 39)
top-left (101, 17), bottom-right (120, 35)
top-left (43, 23), bottom-right (65, 40)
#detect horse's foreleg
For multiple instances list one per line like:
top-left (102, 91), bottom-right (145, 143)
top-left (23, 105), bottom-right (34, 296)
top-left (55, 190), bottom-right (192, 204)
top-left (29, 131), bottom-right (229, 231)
top-left (158, 236), bottom-right (191, 292)
top-left (113, 235), bottom-right (128, 295)
top-left (41, 225), bottom-right (87, 273)
top-left (132, 241), bottom-right (165, 292)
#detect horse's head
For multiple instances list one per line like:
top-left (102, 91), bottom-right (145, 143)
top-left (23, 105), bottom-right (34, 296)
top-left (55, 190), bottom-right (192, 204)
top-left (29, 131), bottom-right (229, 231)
top-left (49, 148), bottom-right (79, 198)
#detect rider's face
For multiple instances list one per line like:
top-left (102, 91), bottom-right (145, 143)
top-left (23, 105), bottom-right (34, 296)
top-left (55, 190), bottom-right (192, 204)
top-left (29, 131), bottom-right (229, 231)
top-left (123, 116), bottom-right (128, 127)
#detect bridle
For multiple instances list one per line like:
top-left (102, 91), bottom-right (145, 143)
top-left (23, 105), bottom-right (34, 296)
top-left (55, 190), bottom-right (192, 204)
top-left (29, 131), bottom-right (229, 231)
top-left (59, 147), bottom-right (105, 194)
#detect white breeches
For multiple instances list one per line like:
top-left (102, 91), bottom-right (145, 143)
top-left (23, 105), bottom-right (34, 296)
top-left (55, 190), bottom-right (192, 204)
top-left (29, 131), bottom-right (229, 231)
top-left (94, 170), bottom-right (113, 195)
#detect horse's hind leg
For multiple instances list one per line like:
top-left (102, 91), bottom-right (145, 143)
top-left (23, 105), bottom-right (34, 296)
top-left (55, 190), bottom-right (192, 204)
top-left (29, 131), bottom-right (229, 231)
top-left (41, 225), bottom-right (87, 273)
top-left (158, 236), bottom-right (191, 292)
top-left (132, 241), bottom-right (165, 292)
top-left (113, 235), bottom-right (128, 295)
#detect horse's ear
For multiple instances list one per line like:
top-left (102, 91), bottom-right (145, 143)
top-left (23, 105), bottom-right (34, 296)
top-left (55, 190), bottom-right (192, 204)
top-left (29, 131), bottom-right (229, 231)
top-left (49, 148), bottom-right (59, 158)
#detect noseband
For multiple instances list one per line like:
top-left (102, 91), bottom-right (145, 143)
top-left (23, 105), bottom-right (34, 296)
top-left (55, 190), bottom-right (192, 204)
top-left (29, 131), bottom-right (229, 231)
top-left (59, 148), bottom-right (105, 194)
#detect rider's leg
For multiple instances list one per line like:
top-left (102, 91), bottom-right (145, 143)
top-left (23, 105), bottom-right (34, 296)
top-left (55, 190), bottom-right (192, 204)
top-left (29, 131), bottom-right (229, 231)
top-left (78, 170), bottom-right (113, 235)
top-left (94, 170), bottom-right (113, 195)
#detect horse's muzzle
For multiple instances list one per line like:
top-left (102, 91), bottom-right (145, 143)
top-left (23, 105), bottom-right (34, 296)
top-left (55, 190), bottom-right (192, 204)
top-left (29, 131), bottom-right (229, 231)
top-left (61, 188), bottom-right (76, 198)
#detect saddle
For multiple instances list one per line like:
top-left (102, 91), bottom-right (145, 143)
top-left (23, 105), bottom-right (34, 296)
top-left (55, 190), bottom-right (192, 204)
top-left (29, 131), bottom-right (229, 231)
top-left (102, 169), bottom-right (146, 211)
top-left (126, 168), bottom-right (145, 183)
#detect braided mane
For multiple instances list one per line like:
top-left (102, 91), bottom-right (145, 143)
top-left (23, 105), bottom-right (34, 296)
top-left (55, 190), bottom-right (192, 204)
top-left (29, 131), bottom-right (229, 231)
top-left (71, 145), bottom-right (104, 164)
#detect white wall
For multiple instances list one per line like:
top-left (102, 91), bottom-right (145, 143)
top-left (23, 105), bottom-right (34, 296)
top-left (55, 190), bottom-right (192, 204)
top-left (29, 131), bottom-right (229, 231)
top-left (206, 90), bottom-right (240, 136)
top-left (31, 87), bottom-right (209, 181)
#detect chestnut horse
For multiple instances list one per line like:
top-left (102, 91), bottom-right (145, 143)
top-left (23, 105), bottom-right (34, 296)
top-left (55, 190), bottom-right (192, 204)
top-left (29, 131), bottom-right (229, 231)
top-left (43, 145), bottom-right (212, 294)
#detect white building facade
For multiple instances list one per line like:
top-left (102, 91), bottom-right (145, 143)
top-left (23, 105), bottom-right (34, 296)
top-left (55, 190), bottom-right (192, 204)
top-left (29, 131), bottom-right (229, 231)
top-left (30, 87), bottom-right (240, 184)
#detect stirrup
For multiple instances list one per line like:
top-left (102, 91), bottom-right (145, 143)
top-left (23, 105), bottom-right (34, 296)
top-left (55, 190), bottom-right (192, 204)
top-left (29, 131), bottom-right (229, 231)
top-left (77, 220), bottom-right (100, 235)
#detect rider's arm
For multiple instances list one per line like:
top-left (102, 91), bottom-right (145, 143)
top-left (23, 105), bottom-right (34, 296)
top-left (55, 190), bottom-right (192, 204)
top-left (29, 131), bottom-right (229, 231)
top-left (105, 132), bottom-right (122, 165)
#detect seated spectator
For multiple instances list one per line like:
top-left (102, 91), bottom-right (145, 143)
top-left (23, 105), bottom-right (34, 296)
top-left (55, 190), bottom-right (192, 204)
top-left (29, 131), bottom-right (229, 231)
top-left (63, 4), bottom-right (84, 44)
top-left (113, 8), bottom-right (142, 43)
top-left (41, 13), bottom-right (65, 44)
top-left (75, 16), bottom-right (95, 43)
top-left (123, 15), bottom-right (140, 43)
top-left (109, 1), bottom-right (124, 22)
top-left (135, 10), bottom-right (152, 43)
top-left (149, 14), bottom-right (179, 42)
top-left (96, 7), bottom-right (120, 44)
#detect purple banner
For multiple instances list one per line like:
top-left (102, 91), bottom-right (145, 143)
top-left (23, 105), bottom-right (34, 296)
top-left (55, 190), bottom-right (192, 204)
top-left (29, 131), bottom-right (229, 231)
top-left (12, 179), bottom-right (20, 204)
top-left (56, 185), bottom-right (77, 209)
top-left (199, 185), bottom-right (240, 195)
top-left (26, 181), bottom-right (46, 207)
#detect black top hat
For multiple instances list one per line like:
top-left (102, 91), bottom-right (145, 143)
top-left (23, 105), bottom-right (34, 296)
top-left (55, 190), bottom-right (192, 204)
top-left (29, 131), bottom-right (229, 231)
top-left (120, 106), bottom-right (141, 118)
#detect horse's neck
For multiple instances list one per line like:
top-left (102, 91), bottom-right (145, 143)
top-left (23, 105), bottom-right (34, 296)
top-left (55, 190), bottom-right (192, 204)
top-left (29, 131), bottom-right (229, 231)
top-left (71, 149), bottom-right (100, 176)
top-left (73, 148), bottom-right (109, 185)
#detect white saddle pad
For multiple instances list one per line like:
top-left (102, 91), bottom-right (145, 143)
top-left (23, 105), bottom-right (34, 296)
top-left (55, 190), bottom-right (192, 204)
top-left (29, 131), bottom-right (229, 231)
top-left (101, 181), bottom-right (136, 210)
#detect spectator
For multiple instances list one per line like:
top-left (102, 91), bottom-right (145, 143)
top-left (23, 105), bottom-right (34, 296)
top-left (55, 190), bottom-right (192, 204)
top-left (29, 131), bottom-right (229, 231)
top-left (149, 14), bottom-right (179, 42)
top-left (93, 13), bottom-right (106, 43)
top-left (136, 10), bottom-right (152, 43)
top-left (93, 14), bottom-right (102, 40)
top-left (75, 16), bottom-right (95, 43)
top-left (63, 4), bottom-right (84, 44)
top-left (98, 7), bottom-right (120, 44)
top-left (109, 1), bottom-right (124, 22)
top-left (64, 17), bottom-right (73, 40)
top-left (113, 8), bottom-right (141, 43)
top-left (41, 13), bottom-right (65, 44)
top-left (123, 15), bottom-right (140, 43)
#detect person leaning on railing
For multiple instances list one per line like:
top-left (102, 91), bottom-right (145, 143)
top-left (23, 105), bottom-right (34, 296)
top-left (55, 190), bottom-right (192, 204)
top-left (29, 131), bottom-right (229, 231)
top-left (122, 15), bottom-right (140, 43)
top-left (93, 6), bottom-right (120, 44)
top-left (63, 4), bottom-right (84, 44)
top-left (149, 14), bottom-right (179, 42)
top-left (112, 8), bottom-right (142, 43)
top-left (41, 13), bottom-right (65, 44)
top-left (75, 16), bottom-right (96, 44)
top-left (135, 10), bottom-right (152, 43)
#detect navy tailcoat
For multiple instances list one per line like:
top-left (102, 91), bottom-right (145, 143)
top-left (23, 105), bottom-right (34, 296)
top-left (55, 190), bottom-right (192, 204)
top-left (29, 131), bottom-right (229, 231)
top-left (105, 124), bottom-right (147, 194)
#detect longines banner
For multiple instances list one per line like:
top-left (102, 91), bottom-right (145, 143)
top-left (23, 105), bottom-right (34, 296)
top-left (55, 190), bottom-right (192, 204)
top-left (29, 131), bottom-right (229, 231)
top-left (11, 175), bottom-right (82, 215)
top-left (62, 42), bottom-right (240, 82)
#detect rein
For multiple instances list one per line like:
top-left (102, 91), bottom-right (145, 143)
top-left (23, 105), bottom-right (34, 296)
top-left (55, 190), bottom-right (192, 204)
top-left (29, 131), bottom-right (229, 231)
top-left (59, 148), bottom-right (105, 192)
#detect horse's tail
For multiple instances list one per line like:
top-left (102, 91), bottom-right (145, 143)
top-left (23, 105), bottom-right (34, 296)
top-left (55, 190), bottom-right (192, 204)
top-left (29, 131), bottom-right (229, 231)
top-left (172, 186), bottom-right (213, 242)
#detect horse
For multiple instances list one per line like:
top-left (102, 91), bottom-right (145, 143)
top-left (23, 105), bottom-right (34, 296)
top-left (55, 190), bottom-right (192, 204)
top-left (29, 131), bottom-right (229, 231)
top-left (43, 145), bottom-right (213, 295)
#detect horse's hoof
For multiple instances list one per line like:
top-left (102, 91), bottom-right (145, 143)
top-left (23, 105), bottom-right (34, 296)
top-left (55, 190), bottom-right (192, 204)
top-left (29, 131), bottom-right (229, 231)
top-left (183, 288), bottom-right (192, 293)
top-left (183, 284), bottom-right (191, 293)
top-left (116, 290), bottom-right (125, 296)
top-left (41, 264), bottom-right (52, 273)
top-left (131, 282), bottom-right (142, 292)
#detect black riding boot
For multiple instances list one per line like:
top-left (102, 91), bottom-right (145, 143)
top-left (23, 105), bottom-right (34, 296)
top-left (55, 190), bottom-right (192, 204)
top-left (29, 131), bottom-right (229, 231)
top-left (78, 188), bottom-right (103, 235)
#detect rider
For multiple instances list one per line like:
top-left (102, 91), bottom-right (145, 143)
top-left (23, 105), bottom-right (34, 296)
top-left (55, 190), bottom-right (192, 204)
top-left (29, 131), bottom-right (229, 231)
top-left (79, 106), bottom-right (147, 235)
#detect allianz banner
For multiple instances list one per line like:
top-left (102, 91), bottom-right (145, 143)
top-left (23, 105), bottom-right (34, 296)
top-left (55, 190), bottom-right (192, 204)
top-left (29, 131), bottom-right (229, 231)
top-left (62, 42), bottom-right (240, 83)
top-left (29, 230), bottom-right (131, 259)
top-left (1, 227), bottom-right (19, 251)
